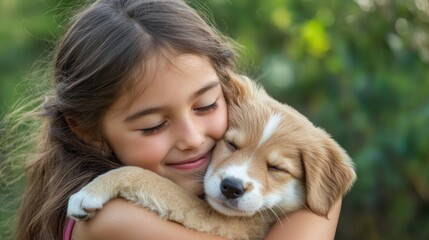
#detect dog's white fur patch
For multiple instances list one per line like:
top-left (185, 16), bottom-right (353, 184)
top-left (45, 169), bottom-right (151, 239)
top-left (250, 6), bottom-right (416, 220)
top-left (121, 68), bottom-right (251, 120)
top-left (265, 179), bottom-right (304, 211)
top-left (223, 164), bottom-right (251, 183)
top-left (259, 114), bottom-right (282, 146)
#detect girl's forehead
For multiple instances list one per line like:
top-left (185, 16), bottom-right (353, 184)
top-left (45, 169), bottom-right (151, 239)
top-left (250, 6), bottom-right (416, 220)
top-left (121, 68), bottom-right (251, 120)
top-left (109, 53), bottom-right (215, 113)
top-left (128, 52), bottom-right (212, 92)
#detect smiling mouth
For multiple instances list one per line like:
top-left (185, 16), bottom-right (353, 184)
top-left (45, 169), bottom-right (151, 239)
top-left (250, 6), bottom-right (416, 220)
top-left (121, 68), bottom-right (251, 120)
top-left (167, 151), bottom-right (212, 171)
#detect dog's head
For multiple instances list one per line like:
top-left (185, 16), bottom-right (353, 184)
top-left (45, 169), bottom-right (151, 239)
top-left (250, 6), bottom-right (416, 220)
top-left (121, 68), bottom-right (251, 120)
top-left (205, 75), bottom-right (356, 217)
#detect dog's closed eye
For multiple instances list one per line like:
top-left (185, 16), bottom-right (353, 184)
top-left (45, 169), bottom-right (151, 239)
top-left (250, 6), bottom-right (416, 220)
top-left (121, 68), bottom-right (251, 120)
top-left (224, 139), bottom-right (238, 151)
top-left (267, 164), bottom-right (285, 172)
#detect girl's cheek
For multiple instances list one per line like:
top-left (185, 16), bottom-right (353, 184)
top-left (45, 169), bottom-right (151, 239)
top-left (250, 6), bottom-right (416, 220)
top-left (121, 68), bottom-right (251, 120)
top-left (119, 137), bottom-right (169, 170)
top-left (211, 102), bottom-right (228, 139)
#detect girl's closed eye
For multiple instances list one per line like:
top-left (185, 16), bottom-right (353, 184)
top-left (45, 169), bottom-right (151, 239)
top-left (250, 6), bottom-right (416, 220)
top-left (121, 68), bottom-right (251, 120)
top-left (195, 100), bottom-right (218, 113)
top-left (140, 121), bottom-right (167, 136)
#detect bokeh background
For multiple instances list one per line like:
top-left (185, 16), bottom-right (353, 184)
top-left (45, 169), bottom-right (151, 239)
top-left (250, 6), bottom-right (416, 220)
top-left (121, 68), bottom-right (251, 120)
top-left (1, 0), bottom-right (428, 239)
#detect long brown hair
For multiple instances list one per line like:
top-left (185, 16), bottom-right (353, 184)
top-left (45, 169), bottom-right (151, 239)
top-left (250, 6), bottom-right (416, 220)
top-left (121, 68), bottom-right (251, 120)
top-left (14, 0), bottom-right (238, 239)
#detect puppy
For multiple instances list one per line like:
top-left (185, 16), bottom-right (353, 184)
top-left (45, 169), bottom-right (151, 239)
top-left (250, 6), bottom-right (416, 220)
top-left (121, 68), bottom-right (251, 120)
top-left (67, 75), bottom-right (356, 240)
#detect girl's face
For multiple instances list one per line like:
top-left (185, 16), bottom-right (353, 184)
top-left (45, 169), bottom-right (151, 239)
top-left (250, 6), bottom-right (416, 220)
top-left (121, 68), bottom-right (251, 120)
top-left (101, 54), bottom-right (228, 196)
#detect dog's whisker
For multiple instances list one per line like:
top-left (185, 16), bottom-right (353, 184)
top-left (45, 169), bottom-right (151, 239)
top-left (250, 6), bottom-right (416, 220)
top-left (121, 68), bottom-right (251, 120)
top-left (266, 206), bottom-right (282, 225)
top-left (273, 205), bottom-right (293, 226)
top-left (274, 205), bottom-right (288, 219)
top-left (271, 206), bottom-right (287, 228)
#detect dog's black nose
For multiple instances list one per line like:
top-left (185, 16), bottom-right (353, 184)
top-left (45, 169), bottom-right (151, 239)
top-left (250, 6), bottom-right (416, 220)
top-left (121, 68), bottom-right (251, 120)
top-left (220, 178), bottom-right (244, 199)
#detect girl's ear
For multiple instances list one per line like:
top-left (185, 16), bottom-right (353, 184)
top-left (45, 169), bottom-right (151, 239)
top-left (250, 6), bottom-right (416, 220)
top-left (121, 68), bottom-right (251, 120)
top-left (65, 116), bottom-right (111, 153)
top-left (301, 129), bottom-right (356, 217)
top-left (65, 116), bottom-right (84, 139)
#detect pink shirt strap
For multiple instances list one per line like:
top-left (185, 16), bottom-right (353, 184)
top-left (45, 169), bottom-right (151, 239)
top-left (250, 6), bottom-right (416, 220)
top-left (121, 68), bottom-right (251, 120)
top-left (64, 218), bottom-right (75, 240)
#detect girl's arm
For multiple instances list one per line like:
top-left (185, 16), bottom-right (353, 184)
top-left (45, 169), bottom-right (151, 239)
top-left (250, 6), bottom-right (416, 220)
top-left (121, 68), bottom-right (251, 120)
top-left (73, 198), bottom-right (342, 240)
top-left (73, 198), bottom-right (225, 240)
top-left (265, 199), bottom-right (342, 240)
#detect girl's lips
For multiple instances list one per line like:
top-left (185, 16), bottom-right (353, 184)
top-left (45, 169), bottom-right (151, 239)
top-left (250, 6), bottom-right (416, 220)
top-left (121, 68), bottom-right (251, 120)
top-left (168, 152), bottom-right (211, 171)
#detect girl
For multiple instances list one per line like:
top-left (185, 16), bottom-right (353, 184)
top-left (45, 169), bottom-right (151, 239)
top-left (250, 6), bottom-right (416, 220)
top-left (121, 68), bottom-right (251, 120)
top-left (14, 0), bottom-right (342, 239)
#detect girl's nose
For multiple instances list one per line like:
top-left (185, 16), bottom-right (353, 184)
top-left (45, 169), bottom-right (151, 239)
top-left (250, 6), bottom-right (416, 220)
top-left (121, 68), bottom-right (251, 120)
top-left (175, 117), bottom-right (204, 151)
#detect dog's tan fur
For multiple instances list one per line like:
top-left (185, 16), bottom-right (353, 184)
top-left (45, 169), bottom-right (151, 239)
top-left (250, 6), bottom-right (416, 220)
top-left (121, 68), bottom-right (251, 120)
top-left (68, 75), bottom-right (356, 240)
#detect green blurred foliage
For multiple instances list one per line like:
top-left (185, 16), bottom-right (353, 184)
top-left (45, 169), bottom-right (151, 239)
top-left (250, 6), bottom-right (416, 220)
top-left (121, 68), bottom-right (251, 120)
top-left (1, 0), bottom-right (428, 239)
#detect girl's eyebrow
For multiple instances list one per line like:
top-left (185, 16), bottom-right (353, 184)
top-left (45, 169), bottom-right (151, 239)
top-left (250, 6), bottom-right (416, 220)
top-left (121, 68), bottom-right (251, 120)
top-left (193, 81), bottom-right (219, 98)
top-left (124, 106), bottom-right (166, 123)
top-left (124, 81), bottom-right (220, 123)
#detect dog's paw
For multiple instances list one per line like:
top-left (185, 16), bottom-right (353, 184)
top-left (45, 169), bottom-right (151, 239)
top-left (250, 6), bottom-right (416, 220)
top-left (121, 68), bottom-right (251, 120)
top-left (67, 189), bottom-right (110, 221)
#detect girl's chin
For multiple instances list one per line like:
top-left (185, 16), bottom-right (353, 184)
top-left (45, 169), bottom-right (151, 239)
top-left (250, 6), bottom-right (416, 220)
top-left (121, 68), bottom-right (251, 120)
top-left (178, 179), bottom-right (204, 196)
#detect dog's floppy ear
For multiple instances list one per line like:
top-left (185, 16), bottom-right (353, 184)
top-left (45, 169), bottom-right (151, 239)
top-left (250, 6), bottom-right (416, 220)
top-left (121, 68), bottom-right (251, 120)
top-left (301, 129), bottom-right (356, 217)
